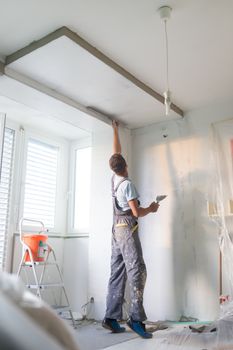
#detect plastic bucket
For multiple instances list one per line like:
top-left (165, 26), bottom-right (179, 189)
top-left (23, 234), bottom-right (48, 262)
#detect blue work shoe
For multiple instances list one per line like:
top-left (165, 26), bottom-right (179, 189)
top-left (102, 318), bottom-right (126, 333)
top-left (127, 318), bottom-right (153, 339)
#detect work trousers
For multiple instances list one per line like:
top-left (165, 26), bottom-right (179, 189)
top-left (105, 216), bottom-right (147, 321)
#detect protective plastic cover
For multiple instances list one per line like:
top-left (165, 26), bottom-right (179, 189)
top-left (152, 119), bottom-right (233, 348)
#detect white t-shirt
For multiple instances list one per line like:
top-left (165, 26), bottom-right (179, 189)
top-left (113, 175), bottom-right (139, 211)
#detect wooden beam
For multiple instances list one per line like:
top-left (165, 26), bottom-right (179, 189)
top-left (6, 26), bottom-right (184, 117)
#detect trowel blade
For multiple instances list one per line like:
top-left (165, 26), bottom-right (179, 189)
top-left (156, 195), bottom-right (167, 203)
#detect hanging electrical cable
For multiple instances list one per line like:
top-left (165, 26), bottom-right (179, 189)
top-left (158, 6), bottom-right (172, 116)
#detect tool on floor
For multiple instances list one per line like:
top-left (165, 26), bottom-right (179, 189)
top-left (17, 218), bottom-right (76, 328)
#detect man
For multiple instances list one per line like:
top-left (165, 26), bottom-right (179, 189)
top-left (102, 121), bottom-right (159, 339)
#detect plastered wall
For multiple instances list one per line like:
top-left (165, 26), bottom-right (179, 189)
top-left (131, 100), bottom-right (233, 321)
top-left (62, 237), bottom-right (89, 314)
top-left (87, 99), bottom-right (233, 322)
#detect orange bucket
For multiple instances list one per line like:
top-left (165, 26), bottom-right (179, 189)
top-left (23, 234), bottom-right (48, 262)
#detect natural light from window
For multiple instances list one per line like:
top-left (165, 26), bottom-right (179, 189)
top-left (74, 147), bottom-right (91, 232)
top-left (23, 138), bottom-right (58, 229)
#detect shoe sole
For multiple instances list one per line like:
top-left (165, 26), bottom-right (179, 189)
top-left (126, 321), bottom-right (153, 339)
top-left (102, 323), bottom-right (125, 333)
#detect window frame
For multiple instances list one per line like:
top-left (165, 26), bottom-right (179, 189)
top-left (68, 137), bottom-right (92, 235)
top-left (17, 127), bottom-right (69, 234)
top-left (0, 113), bottom-right (6, 179)
top-left (0, 125), bottom-right (15, 271)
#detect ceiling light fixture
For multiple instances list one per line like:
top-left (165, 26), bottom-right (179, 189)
top-left (158, 5), bottom-right (172, 116)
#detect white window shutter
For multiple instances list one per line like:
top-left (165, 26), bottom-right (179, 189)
top-left (0, 127), bottom-right (15, 270)
top-left (23, 138), bottom-right (58, 229)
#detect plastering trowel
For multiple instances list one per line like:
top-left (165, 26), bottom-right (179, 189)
top-left (156, 195), bottom-right (167, 203)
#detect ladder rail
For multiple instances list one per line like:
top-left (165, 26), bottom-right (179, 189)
top-left (19, 217), bottom-right (45, 246)
top-left (17, 221), bottom-right (76, 328)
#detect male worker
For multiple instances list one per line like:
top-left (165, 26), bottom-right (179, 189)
top-left (102, 121), bottom-right (159, 339)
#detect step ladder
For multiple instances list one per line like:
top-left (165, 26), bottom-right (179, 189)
top-left (17, 218), bottom-right (76, 328)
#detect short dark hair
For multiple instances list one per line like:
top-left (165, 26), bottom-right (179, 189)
top-left (109, 153), bottom-right (127, 175)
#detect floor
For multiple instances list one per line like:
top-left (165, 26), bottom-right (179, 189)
top-left (71, 320), bottom-right (191, 350)
top-left (73, 320), bottom-right (138, 350)
top-left (102, 326), bottom-right (195, 350)
top-left (70, 319), bottom-right (233, 350)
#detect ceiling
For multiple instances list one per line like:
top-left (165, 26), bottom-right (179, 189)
top-left (0, 0), bottom-right (233, 129)
top-left (6, 34), bottom-right (179, 128)
top-left (0, 95), bottom-right (90, 140)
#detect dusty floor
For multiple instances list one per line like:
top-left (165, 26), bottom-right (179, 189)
top-left (70, 319), bottom-right (233, 350)
top-left (71, 320), bottom-right (189, 350)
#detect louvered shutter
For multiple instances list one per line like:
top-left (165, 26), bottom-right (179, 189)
top-left (23, 138), bottom-right (58, 229)
top-left (0, 127), bottom-right (15, 270)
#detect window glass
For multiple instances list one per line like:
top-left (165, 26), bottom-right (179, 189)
top-left (74, 147), bottom-right (91, 232)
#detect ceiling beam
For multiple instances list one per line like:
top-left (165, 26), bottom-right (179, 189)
top-left (0, 61), bottom-right (4, 75)
top-left (6, 26), bottom-right (184, 117)
top-left (4, 67), bottom-right (113, 127)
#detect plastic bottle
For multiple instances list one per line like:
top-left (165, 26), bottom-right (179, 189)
top-left (38, 240), bottom-right (45, 258)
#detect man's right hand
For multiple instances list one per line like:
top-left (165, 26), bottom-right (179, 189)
top-left (112, 120), bottom-right (119, 130)
top-left (149, 201), bottom-right (159, 213)
top-left (112, 120), bottom-right (121, 154)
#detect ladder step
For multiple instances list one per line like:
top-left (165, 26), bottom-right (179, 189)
top-left (26, 283), bottom-right (64, 289)
top-left (22, 262), bottom-right (57, 266)
top-left (52, 306), bottom-right (70, 312)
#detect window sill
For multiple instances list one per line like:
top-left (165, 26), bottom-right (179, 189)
top-left (13, 232), bottom-right (89, 239)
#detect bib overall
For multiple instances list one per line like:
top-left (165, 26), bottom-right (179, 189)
top-left (105, 176), bottom-right (147, 321)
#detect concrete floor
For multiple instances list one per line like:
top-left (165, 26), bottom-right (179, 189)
top-left (72, 321), bottom-right (229, 350)
top-left (72, 321), bottom-right (186, 350)
top-left (103, 323), bottom-right (233, 350)
top-left (102, 325), bottom-right (192, 350)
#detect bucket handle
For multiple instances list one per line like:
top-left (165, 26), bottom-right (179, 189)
top-left (19, 218), bottom-right (45, 245)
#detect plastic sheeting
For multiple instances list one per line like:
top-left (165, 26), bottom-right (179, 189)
top-left (0, 272), bottom-right (80, 350)
top-left (153, 302), bottom-right (233, 349)
top-left (210, 119), bottom-right (233, 298)
top-left (150, 119), bottom-right (233, 349)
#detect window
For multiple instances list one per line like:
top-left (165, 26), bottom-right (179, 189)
top-left (73, 147), bottom-right (92, 232)
top-left (0, 128), bottom-right (15, 270)
top-left (23, 138), bottom-right (58, 229)
top-left (0, 113), bottom-right (5, 172)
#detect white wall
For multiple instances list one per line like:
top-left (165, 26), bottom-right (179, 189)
top-left (9, 99), bottom-right (233, 322)
top-left (87, 99), bottom-right (233, 322)
top-left (131, 99), bottom-right (233, 321)
top-left (62, 237), bottom-right (89, 314)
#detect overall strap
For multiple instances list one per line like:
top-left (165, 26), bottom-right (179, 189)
top-left (111, 174), bottom-right (128, 197)
top-left (111, 175), bottom-right (132, 217)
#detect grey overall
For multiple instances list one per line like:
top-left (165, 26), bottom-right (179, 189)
top-left (105, 176), bottom-right (147, 321)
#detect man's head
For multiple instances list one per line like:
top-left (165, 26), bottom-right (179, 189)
top-left (109, 153), bottom-right (128, 176)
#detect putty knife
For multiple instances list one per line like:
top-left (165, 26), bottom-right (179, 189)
top-left (156, 195), bottom-right (167, 203)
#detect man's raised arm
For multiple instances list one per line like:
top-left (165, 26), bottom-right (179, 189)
top-left (112, 121), bottom-right (121, 154)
